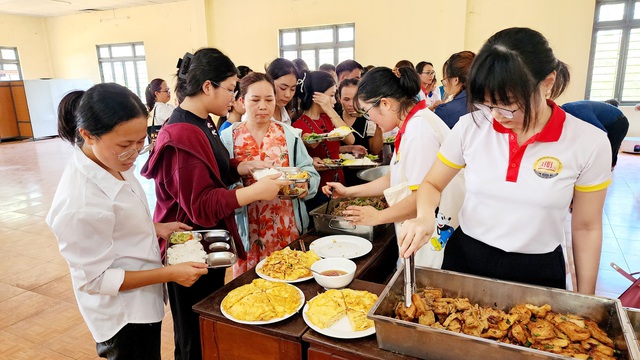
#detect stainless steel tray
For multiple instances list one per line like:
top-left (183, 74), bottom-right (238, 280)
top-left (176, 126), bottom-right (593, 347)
top-left (166, 230), bottom-right (237, 268)
top-left (309, 198), bottom-right (390, 241)
top-left (627, 308), bottom-right (640, 356)
top-left (368, 266), bottom-right (639, 360)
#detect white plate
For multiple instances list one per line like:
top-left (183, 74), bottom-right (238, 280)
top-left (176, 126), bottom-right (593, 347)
top-left (221, 285), bottom-right (305, 325)
top-left (302, 299), bottom-right (376, 339)
top-left (309, 235), bottom-right (373, 259)
top-left (255, 258), bottom-right (314, 283)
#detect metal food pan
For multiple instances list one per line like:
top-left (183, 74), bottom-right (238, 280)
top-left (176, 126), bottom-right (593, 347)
top-left (166, 230), bottom-right (237, 268)
top-left (627, 308), bottom-right (640, 356)
top-left (310, 199), bottom-right (390, 241)
top-left (368, 266), bottom-right (639, 360)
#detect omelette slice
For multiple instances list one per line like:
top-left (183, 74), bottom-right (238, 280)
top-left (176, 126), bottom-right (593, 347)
top-left (221, 282), bottom-right (261, 311)
top-left (343, 289), bottom-right (378, 331)
top-left (305, 289), bottom-right (347, 329)
top-left (346, 309), bottom-right (373, 331)
top-left (225, 291), bottom-right (277, 321)
top-left (265, 284), bottom-right (302, 318)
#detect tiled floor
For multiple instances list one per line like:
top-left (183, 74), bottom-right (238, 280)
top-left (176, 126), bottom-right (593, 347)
top-left (0, 137), bottom-right (638, 359)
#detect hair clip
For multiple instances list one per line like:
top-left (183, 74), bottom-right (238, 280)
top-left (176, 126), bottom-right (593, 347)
top-left (177, 52), bottom-right (194, 80)
top-left (296, 72), bottom-right (307, 93)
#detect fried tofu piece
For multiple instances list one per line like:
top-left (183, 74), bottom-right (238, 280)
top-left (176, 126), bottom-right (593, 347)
top-left (588, 349), bottom-right (617, 360)
top-left (509, 304), bottom-right (532, 325)
top-left (418, 310), bottom-right (436, 326)
top-left (556, 320), bottom-right (591, 342)
top-left (509, 323), bottom-right (530, 345)
top-left (442, 313), bottom-right (460, 328)
top-left (432, 300), bottom-right (455, 318)
top-left (395, 301), bottom-right (417, 322)
top-left (453, 298), bottom-right (472, 311)
top-left (527, 319), bottom-right (556, 340)
top-left (585, 319), bottom-right (614, 348)
top-left (525, 303), bottom-right (551, 318)
top-left (411, 293), bottom-right (430, 317)
top-left (498, 313), bottom-right (519, 331)
top-left (423, 288), bottom-right (443, 302)
top-left (481, 328), bottom-right (508, 339)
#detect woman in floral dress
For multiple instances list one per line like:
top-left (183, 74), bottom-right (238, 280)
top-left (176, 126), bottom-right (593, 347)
top-left (221, 72), bottom-right (320, 277)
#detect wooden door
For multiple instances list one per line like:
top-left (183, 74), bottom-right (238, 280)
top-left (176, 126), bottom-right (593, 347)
top-left (10, 81), bottom-right (33, 138)
top-left (0, 82), bottom-right (19, 139)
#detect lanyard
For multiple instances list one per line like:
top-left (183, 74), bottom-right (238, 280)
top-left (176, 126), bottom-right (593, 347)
top-left (395, 100), bottom-right (427, 159)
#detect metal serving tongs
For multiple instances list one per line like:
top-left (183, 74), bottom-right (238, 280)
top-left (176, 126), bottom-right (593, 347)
top-left (404, 254), bottom-right (416, 308)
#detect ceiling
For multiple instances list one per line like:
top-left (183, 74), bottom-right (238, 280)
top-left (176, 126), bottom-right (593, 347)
top-left (0, 0), bottom-right (186, 17)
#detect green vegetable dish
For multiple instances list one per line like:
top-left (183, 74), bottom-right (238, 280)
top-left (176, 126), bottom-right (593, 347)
top-left (169, 232), bottom-right (197, 245)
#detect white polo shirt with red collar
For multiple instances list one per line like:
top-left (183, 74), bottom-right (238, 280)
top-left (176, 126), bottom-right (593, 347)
top-left (437, 101), bottom-right (611, 254)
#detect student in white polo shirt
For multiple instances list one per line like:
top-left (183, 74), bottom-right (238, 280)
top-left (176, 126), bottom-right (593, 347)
top-left (399, 27), bottom-right (611, 294)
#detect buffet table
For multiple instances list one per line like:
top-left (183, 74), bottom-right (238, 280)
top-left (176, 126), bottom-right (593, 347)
top-left (193, 225), bottom-right (399, 360)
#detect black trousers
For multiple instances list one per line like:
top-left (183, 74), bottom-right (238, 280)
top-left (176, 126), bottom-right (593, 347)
top-left (96, 322), bottom-right (162, 360)
top-left (441, 227), bottom-right (566, 289)
top-left (168, 267), bottom-right (225, 360)
top-left (605, 115), bottom-right (629, 167)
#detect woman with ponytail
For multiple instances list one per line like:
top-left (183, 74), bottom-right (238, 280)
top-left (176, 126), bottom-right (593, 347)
top-left (145, 78), bottom-right (175, 142)
top-left (401, 28), bottom-right (611, 294)
top-left (322, 67), bottom-right (463, 267)
top-left (47, 83), bottom-right (207, 360)
top-left (292, 70), bottom-right (356, 211)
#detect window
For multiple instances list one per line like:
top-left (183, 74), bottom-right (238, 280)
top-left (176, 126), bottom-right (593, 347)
top-left (280, 24), bottom-right (355, 70)
top-left (586, 0), bottom-right (640, 104)
top-left (0, 47), bottom-right (22, 81)
top-left (97, 42), bottom-right (148, 99)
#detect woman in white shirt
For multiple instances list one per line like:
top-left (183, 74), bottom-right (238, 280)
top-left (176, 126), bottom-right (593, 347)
top-left (400, 27), bottom-right (611, 294)
top-left (46, 83), bottom-right (207, 360)
top-left (145, 78), bottom-right (176, 142)
top-left (322, 67), bottom-right (463, 267)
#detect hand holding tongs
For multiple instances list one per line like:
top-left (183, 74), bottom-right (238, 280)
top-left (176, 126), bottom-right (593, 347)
top-left (404, 254), bottom-right (415, 308)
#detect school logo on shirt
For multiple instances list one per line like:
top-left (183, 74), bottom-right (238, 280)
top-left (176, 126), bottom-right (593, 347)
top-left (533, 156), bottom-right (562, 179)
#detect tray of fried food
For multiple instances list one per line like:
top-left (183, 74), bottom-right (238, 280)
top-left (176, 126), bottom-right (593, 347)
top-left (220, 278), bottom-right (304, 324)
top-left (255, 247), bottom-right (320, 283)
top-left (393, 288), bottom-right (621, 360)
top-left (330, 196), bottom-right (388, 216)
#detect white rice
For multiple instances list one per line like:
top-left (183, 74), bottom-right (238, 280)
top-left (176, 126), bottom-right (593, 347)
top-left (166, 239), bottom-right (207, 265)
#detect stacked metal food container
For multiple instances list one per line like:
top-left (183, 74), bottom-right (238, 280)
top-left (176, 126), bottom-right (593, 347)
top-left (368, 266), bottom-right (640, 360)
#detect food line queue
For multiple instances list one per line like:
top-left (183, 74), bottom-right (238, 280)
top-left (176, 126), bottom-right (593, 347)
top-left (45, 26), bottom-right (625, 360)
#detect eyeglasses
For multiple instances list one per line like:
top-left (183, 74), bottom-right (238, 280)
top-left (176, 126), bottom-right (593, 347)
top-left (212, 81), bottom-right (238, 98)
top-left (474, 103), bottom-right (519, 119)
top-left (421, 71), bottom-right (436, 75)
top-left (158, 88), bottom-right (171, 93)
top-left (359, 98), bottom-right (381, 120)
top-left (440, 78), bottom-right (448, 86)
top-left (116, 143), bottom-right (153, 161)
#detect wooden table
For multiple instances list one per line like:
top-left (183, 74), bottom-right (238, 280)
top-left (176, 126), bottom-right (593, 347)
top-left (193, 226), bottom-right (398, 360)
top-left (304, 281), bottom-right (419, 360)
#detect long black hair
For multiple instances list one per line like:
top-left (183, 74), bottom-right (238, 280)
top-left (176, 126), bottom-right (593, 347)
top-left (467, 27), bottom-right (570, 131)
top-left (296, 70), bottom-right (336, 111)
top-left (145, 78), bottom-right (164, 111)
top-left (355, 66), bottom-right (420, 115)
top-left (57, 83), bottom-right (148, 146)
top-left (175, 48), bottom-right (238, 101)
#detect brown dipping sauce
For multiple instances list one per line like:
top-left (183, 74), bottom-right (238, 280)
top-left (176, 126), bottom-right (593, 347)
top-left (321, 270), bottom-right (348, 276)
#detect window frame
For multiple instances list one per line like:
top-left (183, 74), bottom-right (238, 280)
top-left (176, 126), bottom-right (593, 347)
top-left (279, 24), bottom-right (355, 70)
top-left (96, 42), bottom-right (147, 99)
top-left (586, 0), bottom-right (640, 104)
top-left (0, 46), bottom-right (23, 81)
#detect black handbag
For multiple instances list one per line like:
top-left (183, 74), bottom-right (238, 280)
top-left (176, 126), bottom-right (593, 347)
top-left (147, 108), bottom-right (161, 143)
